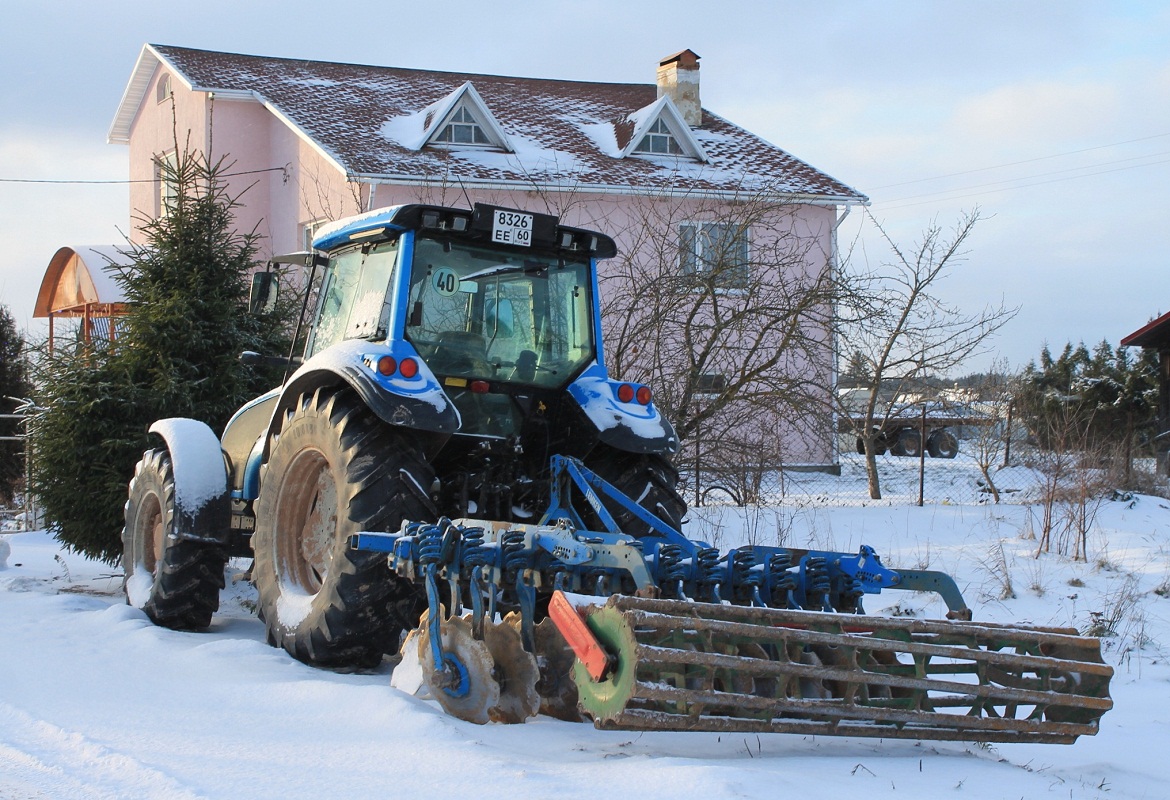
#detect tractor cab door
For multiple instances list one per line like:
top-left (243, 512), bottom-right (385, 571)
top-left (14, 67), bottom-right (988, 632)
top-left (305, 239), bottom-right (401, 358)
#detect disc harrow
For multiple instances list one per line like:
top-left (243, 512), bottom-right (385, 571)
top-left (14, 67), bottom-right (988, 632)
top-left (351, 456), bottom-right (1113, 742)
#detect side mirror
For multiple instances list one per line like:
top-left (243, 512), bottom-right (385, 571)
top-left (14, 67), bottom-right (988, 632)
top-left (249, 272), bottom-right (279, 314)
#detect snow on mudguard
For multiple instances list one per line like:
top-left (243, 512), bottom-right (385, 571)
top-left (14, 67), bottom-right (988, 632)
top-left (147, 418), bottom-right (230, 545)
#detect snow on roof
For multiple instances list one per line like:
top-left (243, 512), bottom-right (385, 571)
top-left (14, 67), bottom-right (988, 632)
top-left (113, 44), bottom-right (868, 203)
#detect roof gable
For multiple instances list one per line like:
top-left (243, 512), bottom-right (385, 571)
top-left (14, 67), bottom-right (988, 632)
top-left (111, 44), bottom-right (867, 203)
top-left (620, 96), bottom-right (707, 162)
top-left (382, 81), bottom-right (512, 152)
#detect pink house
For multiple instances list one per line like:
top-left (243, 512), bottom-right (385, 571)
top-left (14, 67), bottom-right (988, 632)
top-left (107, 44), bottom-right (867, 472)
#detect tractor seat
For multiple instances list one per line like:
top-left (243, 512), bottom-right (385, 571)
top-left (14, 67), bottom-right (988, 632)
top-left (431, 330), bottom-right (490, 376)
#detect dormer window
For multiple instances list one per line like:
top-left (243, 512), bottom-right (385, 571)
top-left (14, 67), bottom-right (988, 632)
top-left (435, 106), bottom-right (492, 146)
top-left (634, 118), bottom-right (683, 155)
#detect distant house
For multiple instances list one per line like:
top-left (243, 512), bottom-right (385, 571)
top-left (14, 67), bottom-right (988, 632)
top-left (102, 44), bottom-right (867, 470)
top-left (1121, 311), bottom-right (1170, 473)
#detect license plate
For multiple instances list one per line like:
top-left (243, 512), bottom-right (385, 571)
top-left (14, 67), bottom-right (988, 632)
top-left (491, 209), bottom-right (533, 247)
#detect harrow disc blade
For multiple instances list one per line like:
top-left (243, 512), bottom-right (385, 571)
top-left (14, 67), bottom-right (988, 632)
top-left (570, 595), bottom-right (1113, 744)
top-left (531, 617), bottom-right (583, 722)
top-left (418, 612), bottom-right (500, 725)
top-left (485, 617), bottom-right (540, 724)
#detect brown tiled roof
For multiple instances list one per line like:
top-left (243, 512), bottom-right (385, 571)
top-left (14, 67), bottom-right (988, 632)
top-left (146, 45), bottom-right (866, 202)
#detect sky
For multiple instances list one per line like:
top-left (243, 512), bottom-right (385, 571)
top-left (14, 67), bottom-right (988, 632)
top-left (1, 0), bottom-right (1167, 373)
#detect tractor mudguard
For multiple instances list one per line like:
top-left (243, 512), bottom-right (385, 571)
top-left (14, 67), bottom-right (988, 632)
top-left (568, 363), bottom-right (678, 455)
top-left (264, 339), bottom-right (460, 460)
top-left (147, 418), bottom-right (231, 545)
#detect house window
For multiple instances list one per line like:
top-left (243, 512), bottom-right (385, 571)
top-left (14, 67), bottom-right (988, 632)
top-left (634, 118), bottom-right (683, 155)
top-left (435, 106), bottom-right (491, 145)
top-left (156, 73), bottom-right (171, 104)
top-left (155, 151), bottom-right (179, 218)
top-left (679, 222), bottom-right (751, 289)
top-left (302, 219), bottom-right (328, 251)
top-left (695, 372), bottom-right (728, 395)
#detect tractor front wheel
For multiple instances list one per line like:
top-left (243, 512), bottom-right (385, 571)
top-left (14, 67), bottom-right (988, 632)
top-left (252, 387), bottom-right (435, 669)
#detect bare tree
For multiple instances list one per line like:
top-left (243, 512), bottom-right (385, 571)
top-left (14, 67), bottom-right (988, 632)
top-left (967, 366), bottom-right (1017, 503)
top-left (837, 209), bottom-right (1017, 499)
top-left (598, 189), bottom-right (844, 482)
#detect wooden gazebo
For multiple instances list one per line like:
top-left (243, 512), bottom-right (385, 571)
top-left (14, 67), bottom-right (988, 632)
top-left (34, 246), bottom-right (132, 352)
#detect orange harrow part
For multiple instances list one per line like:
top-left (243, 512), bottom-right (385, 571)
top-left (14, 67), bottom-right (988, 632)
top-left (548, 590), bottom-right (612, 682)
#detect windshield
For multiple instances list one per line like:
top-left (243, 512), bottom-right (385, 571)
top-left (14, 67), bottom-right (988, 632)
top-left (406, 235), bottom-right (595, 388)
top-left (307, 240), bottom-right (400, 358)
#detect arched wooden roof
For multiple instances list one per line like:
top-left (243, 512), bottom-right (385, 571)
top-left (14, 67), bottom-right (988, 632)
top-left (34, 246), bottom-right (132, 317)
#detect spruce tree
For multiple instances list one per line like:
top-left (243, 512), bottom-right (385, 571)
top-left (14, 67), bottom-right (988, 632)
top-left (1017, 338), bottom-right (1158, 465)
top-left (30, 150), bottom-right (290, 562)
top-left (0, 304), bottom-right (31, 503)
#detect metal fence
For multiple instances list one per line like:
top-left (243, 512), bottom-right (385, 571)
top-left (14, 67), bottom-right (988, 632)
top-left (1, 400), bottom-right (36, 530)
top-left (679, 446), bottom-right (1167, 510)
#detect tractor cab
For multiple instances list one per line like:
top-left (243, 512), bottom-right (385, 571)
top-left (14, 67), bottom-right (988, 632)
top-left (303, 204), bottom-right (612, 442)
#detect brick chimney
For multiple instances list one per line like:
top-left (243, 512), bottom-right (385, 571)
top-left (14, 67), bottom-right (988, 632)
top-left (656, 49), bottom-right (702, 127)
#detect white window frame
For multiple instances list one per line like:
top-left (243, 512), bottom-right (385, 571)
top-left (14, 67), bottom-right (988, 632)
top-left (695, 372), bottom-right (729, 396)
top-left (156, 73), bottom-right (171, 104)
top-left (634, 118), bottom-right (684, 155)
top-left (302, 219), bottom-right (328, 251)
top-left (433, 103), bottom-right (493, 147)
top-left (155, 150), bottom-right (178, 219)
top-left (679, 222), bottom-right (752, 290)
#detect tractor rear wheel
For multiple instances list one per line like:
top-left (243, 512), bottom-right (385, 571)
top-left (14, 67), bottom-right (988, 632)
top-left (582, 445), bottom-right (687, 537)
top-left (122, 448), bottom-right (227, 630)
top-left (252, 387), bottom-right (435, 669)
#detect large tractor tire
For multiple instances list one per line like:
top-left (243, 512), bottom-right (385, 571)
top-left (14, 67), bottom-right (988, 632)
top-left (927, 429), bottom-right (960, 459)
top-left (122, 448), bottom-right (227, 630)
top-left (583, 445), bottom-right (687, 537)
top-left (251, 387), bottom-right (435, 670)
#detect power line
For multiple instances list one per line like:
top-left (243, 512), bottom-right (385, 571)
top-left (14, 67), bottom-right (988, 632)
top-left (879, 156), bottom-right (1170, 210)
top-left (870, 132), bottom-right (1170, 190)
top-left (0, 165), bottom-right (288, 185)
top-left (881, 150), bottom-right (1170, 204)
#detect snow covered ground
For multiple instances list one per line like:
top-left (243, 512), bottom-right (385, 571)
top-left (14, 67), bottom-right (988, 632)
top-left (2, 454), bottom-right (1168, 799)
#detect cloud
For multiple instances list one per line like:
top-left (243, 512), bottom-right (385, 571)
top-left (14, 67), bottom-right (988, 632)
top-left (0, 129), bottom-right (128, 336)
top-left (948, 80), bottom-right (1121, 146)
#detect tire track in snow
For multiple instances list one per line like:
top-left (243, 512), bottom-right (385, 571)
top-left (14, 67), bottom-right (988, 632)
top-left (0, 701), bottom-right (207, 800)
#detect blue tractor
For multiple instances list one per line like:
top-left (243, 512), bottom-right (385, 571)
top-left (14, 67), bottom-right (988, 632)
top-left (120, 203), bottom-right (1111, 741)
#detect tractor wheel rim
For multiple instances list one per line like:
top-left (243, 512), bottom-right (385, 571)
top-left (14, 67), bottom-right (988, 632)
top-left (275, 448), bottom-right (338, 595)
top-left (135, 493), bottom-right (163, 576)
